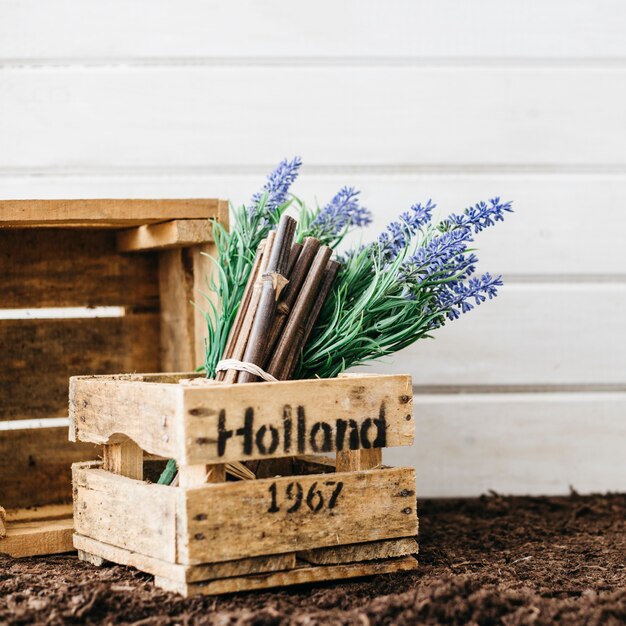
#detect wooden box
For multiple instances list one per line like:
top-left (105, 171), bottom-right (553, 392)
top-left (69, 372), bottom-right (419, 595)
top-left (0, 199), bottom-right (227, 556)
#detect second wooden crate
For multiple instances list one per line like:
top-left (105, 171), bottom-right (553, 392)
top-left (0, 199), bottom-right (226, 556)
top-left (69, 373), bottom-right (418, 596)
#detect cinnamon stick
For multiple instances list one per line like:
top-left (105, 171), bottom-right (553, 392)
top-left (284, 259), bottom-right (340, 379)
top-left (266, 245), bottom-right (332, 380)
top-left (216, 240), bottom-right (266, 381)
top-left (221, 231), bottom-right (276, 384)
top-left (238, 215), bottom-right (297, 383)
top-left (286, 242), bottom-right (303, 278)
top-left (264, 237), bottom-right (321, 363)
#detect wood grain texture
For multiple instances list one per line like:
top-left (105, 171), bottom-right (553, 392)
top-left (181, 467), bottom-right (417, 564)
top-left (1, 0), bottom-right (624, 60)
top-left (190, 243), bottom-right (217, 369)
top-left (69, 377), bottom-right (180, 458)
top-left (117, 219), bottom-right (214, 252)
top-left (5, 503), bottom-right (73, 522)
top-left (0, 427), bottom-right (98, 508)
top-left (0, 516), bottom-right (74, 557)
top-left (159, 242), bottom-right (218, 372)
top-left (299, 537), bottom-right (418, 565)
top-left (155, 556), bottom-right (418, 597)
top-left (73, 464), bottom-right (178, 562)
top-left (0, 198), bottom-right (220, 226)
top-left (0, 314), bottom-right (160, 420)
top-left (70, 374), bottom-right (414, 464)
top-left (0, 229), bottom-right (159, 308)
top-left (158, 248), bottom-right (197, 371)
top-left (102, 441), bottom-right (143, 480)
top-left (1, 68), bottom-right (625, 168)
top-left (336, 448), bottom-right (383, 473)
top-left (181, 374), bottom-right (414, 464)
top-left (384, 391), bottom-right (626, 497)
top-left (74, 534), bottom-right (296, 583)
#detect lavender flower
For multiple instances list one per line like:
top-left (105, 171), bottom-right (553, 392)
top-left (248, 156), bottom-right (302, 216)
top-left (442, 197), bottom-right (513, 234)
top-left (398, 228), bottom-right (471, 285)
top-left (378, 199), bottom-right (436, 259)
top-left (311, 187), bottom-right (372, 238)
top-left (436, 273), bottom-right (503, 321)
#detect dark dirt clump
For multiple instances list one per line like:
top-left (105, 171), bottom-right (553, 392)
top-left (1, 493), bottom-right (624, 625)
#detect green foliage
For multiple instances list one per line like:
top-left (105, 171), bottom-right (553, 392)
top-left (295, 243), bottom-right (440, 379)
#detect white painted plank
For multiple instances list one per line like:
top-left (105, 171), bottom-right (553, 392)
top-left (385, 391), bottom-right (626, 496)
top-left (1, 1), bottom-right (625, 61)
top-left (0, 67), bottom-right (625, 168)
top-left (353, 284), bottom-right (626, 387)
top-left (1, 172), bottom-right (624, 279)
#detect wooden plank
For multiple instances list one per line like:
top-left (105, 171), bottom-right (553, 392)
top-left (74, 534), bottom-right (296, 583)
top-left (158, 242), bottom-right (217, 372)
top-left (181, 374), bottom-right (414, 464)
top-left (0, 314), bottom-right (160, 420)
top-left (1, 172), bottom-right (624, 280)
top-left (0, 199), bottom-right (220, 226)
top-left (158, 248), bottom-right (196, 371)
top-left (0, 229), bottom-right (159, 308)
top-left (181, 467), bottom-right (417, 564)
top-left (72, 463), bottom-right (178, 562)
top-left (336, 448), bottom-right (382, 472)
top-left (0, 516), bottom-right (74, 557)
top-left (70, 374), bottom-right (414, 463)
top-left (0, 427), bottom-right (98, 508)
top-left (190, 243), bottom-right (217, 368)
top-left (103, 441), bottom-right (143, 480)
top-left (117, 219), bottom-right (214, 252)
top-left (299, 537), bottom-right (418, 565)
top-left (1, 1), bottom-right (624, 60)
top-left (69, 377), bottom-right (180, 458)
top-left (1, 68), bottom-right (625, 168)
top-left (5, 503), bottom-right (73, 522)
top-left (364, 285), bottom-right (626, 388)
top-left (384, 391), bottom-right (626, 497)
top-left (0, 507), bottom-right (5, 539)
top-left (155, 556), bottom-right (418, 597)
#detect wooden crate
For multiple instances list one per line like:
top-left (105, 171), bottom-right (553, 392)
top-left (0, 199), bottom-right (227, 557)
top-left (69, 372), bottom-right (419, 596)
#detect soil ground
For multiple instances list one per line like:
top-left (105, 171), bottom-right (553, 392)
top-left (1, 493), bottom-right (624, 625)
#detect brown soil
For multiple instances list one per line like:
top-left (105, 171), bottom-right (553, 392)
top-left (1, 493), bottom-right (625, 625)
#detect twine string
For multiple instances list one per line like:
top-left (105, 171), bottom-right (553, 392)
top-left (215, 359), bottom-right (278, 383)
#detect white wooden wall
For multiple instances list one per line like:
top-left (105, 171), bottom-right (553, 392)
top-left (1, 1), bottom-right (625, 496)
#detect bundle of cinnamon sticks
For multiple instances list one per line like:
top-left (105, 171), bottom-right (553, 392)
top-left (216, 214), bottom-right (340, 384)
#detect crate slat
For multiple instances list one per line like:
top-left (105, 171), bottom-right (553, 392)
top-left (155, 557), bottom-right (418, 596)
top-left (1, 516), bottom-right (74, 558)
top-left (182, 467), bottom-right (417, 564)
top-left (298, 537), bottom-right (418, 565)
top-left (73, 464), bottom-right (178, 563)
top-left (0, 427), bottom-right (98, 508)
top-left (0, 198), bottom-right (222, 227)
top-left (117, 219), bottom-right (215, 252)
top-left (0, 314), bottom-right (161, 421)
top-left (0, 229), bottom-right (159, 309)
top-left (70, 374), bottom-right (414, 463)
top-left (74, 534), bottom-right (296, 584)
